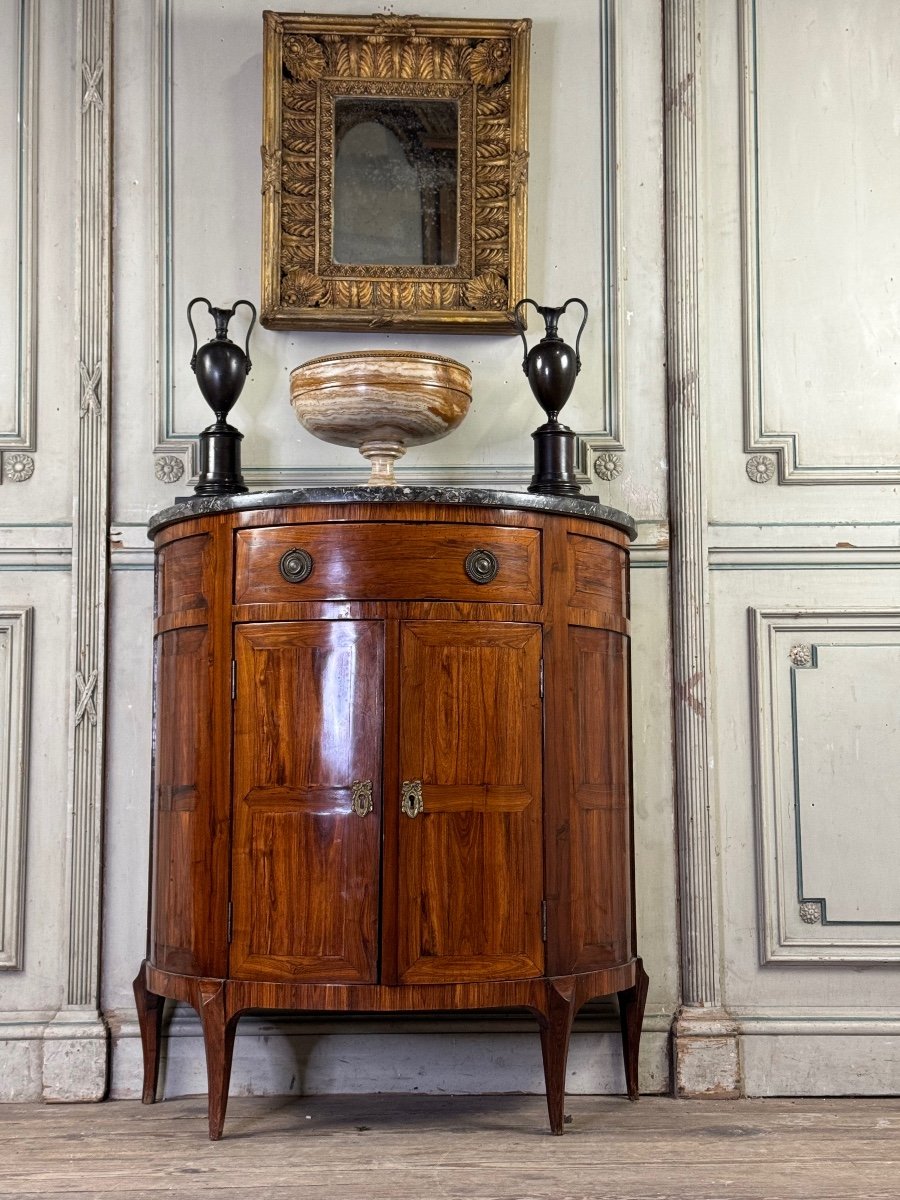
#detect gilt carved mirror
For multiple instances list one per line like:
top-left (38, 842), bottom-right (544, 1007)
top-left (261, 13), bottom-right (531, 334)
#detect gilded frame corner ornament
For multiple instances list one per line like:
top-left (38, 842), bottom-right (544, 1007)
top-left (261, 12), bottom-right (531, 334)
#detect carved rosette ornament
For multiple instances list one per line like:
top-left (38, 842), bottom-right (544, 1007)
top-left (594, 452), bottom-right (623, 482)
top-left (282, 34), bottom-right (326, 80)
top-left (469, 39), bottom-right (511, 86)
top-left (261, 13), bottom-right (530, 333)
top-left (746, 453), bottom-right (775, 483)
top-left (4, 453), bottom-right (35, 482)
top-left (799, 901), bottom-right (822, 924)
top-left (463, 272), bottom-right (508, 310)
top-left (282, 270), bottom-right (330, 309)
top-left (789, 644), bottom-right (812, 668)
top-left (154, 455), bottom-right (185, 484)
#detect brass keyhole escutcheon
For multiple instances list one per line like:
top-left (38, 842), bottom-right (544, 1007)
top-left (351, 779), bottom-right (373, 818)
top-left (401, 779), bottom-right (423, 818)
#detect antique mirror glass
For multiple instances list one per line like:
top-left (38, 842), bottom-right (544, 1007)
top-left (333, 97), bottom-right (459, 267)
top-left (261, 13), bottom-right (530, 334)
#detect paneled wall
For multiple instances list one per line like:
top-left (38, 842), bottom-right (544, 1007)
top-left (2, 0), bottom-right (895, 1104)
top-left (690, 0), bottom-right (900, 1092)
top-left (1, 0), bottom-right (677, 1100)
top-left (0, 0), bottom-right (83, 1100)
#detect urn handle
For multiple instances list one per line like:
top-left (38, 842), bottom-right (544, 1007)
top-left (231, 300), bottom-right (257, 373)
top-left (513, 296), bottom-right (589, 374)
top-left (187, 296), bottom-right (212, 372)
top-left (187, 296), bottom-right (258, 373)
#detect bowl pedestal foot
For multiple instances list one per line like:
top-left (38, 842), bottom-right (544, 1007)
top-left (361, 439), bottom-right (406, 486)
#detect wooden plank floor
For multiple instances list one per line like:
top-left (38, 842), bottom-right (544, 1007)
top-left (1, 1096), bottom-right (899, 1200)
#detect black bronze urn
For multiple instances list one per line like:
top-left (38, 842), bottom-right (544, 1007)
top-left (513, 296), bottom-right (588, 496)
top-left (187, 297), bottom-right (257, 495)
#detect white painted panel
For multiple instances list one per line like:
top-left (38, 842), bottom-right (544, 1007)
top-left (746, 0), bottom-right (900, 478)
top-left (100, 568), bottom-right (153, 1016)
top-left (709, 573), bottom-right (900, 1017)
top-left (752, 610), bottom-right (900, 960)
top-left (112, 0), bottom-right (667, 523)
top-left (161, 0), bottom-right (628, 483)
top-left (704, 0), bottom-right (900, 523)
top-left (0, 1), bottom-right (32, 446)
top-left (2, 0), bottom-right (78, 521)
top-left (0, 571), bottom-right (70, 1013)
top-left (794, 644), bottom-right (900, 923)
top-left (630, 561), bottom-right (679, 1012)
top-left (0, 609), bottom-right (32, 969)
top-left (0, 4), bottom-right (19, 436)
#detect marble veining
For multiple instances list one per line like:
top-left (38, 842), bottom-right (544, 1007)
top-left (148, 487), bottom-right (637, 540)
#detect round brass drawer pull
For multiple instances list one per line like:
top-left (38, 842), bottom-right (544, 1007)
top-left (279, 548), bottom-right (314, 583)
top-left (464, 548), bottom-right (499, 584)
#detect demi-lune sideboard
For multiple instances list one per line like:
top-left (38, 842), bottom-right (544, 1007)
top-left (133, 487), bottom-right (647, 1139)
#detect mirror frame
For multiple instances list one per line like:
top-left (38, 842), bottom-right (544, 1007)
top-left (261, 12), bottom-right (531, 335)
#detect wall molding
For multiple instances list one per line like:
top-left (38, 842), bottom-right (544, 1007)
top-left (739, 0), bottom-right (900, 485)
top-left (0, 607), bottom-right (32, 970)
top-left (578, 0), bottom-right (624, 459)
top-left (0, 0), bottom-right (38, 457)
top-left (0, 526), bottom-right (72, 571)
top-left (750, 607), bottom-right (900, 963)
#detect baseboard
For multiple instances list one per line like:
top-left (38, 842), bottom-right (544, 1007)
top-left (734, 1012), bottom-right (900, 1096)
top-left (0, 1010), bottom-right (108, 1102)
top-left (106, 1008), bottom-right (673, 1100)
top-left (11, 1007), bottom-right (893, 1102)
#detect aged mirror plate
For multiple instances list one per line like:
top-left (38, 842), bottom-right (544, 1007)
top-left (261, 13), bottom-right (530, 334)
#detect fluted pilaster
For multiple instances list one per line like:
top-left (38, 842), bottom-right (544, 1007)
top-left (65, 0), bottom-right (112, 1014)
top-left (663, 0), bottom-right (720, 1011)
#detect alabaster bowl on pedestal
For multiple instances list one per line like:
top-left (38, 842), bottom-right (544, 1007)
top-left (289, 350), bottom-right (472, 486)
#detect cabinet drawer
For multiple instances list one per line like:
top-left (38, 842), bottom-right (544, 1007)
top-left (156, 533), bottom-right (211, 619)
top-left (234, 523), bottom-right (541, 605)
top-left (566, 534), bottom-right (628, 618)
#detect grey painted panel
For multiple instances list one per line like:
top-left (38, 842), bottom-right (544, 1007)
top-left (741, 0), bottom-right (900, 482)
top-left (751, 609), bottom-right (900, 961)
top-left (0, 608), bottom-right (32, 970)
top-left (0, 0), bottom-right (36, 451)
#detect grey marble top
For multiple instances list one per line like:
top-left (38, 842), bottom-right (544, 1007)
top-left (148, 486), bottom-right (637, 541)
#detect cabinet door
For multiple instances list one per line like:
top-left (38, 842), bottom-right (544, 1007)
top-left (152, 626), bottom-right (227, 977)
top-left (396, 621), bottom-right (544, 983)
top-left (231, 621), bottom-right (383, 982)
top-left (566, 627), bottom-right (633, 972)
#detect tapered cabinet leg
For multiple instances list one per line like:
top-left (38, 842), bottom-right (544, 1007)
top-left (132, 961), bottom-right (165, 1104)
top-left (617, 959), bottom-right (649, 1101)
top-left (197, 981), bottom-right (239, 1141)
top-left (539, 980), bottom-right (577, 1135)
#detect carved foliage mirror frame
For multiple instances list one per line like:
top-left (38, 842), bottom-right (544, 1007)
top-left (261, 12), bottom-right (531, 334)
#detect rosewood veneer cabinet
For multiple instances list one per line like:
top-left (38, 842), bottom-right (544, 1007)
top-left (133, 488), bottom-right (648, 1140)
